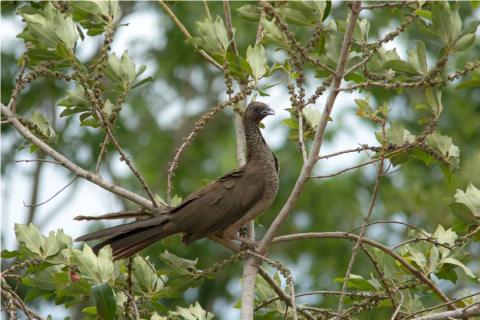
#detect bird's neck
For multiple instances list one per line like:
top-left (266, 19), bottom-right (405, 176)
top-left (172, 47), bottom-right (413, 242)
top-left (244, 119), bottom-right (272, 162)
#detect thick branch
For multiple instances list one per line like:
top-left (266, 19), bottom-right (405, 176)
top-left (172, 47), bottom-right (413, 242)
top-left (411, 303), bottom-right (480, 320)
top-left (2, 103), bottom-right (156, 211)
top-left (257, 1), bottom-right (362, 254)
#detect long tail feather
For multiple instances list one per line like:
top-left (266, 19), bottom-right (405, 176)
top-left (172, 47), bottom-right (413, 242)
top-left (74, 210), bottom-right (153, 221)
top-left (75, 215), bottom-right (178, 260)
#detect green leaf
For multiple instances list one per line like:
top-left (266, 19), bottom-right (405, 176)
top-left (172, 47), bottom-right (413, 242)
top-left (442, 258), bottom-right (476, 278)
top-left (26, 49), bottom-right (63, 61)
top-left (54, 12), bottom-right (79, 50)
top-left (42, 233), bottom-right (60, 259)
top-left (14, 223), bottom-right (45, 256)
top-left (451, 34), bottom-right (476, 53)
top-left (166, 275), bottom-right (196, 299)
top-left (80, 117), bottom-right (100, 128)
top-left (452, 218), bottom-right (470, 232)
top-left (23, 14), bottom-right (59, 48)
top-left (1, 249), bottom-right (21, 259)
top-left (390, 151), bottom-right (409, 167)
top-left (449, 203), bottom-right (478, 224)
top-left (455, 79), bottom-right (480, 90)
top-left (246, 45), bottom-right (267, 83)
top-left (25, 287), bottom-right (54, 302)
top-left (130, 76), bottom-right (154, 90)
top-left (236, 4), bottom-right (261, 22)
top-left (282, 118), bottom-right (298, 129)
top-left (70, 1), bottom-right (109, 25)
top-left (453, 183), bottom-right (480, 218)
top-left (432, 1), bottom-right (452, 44)
top-left (29, 265), bottom-right (62, 290)
top-left (324, 33), bottom-right (342, 64)
top-left (65, 84), bottom-right (90, 108)
top-left (277, 7), bottom-right (314, 27)
top-left (382, 60), bottom-right (422, 75)
top-left (415, 10), bottom-right (432, 20)
top-left (416, 41), bottom-right (427, 74)
top-left (56, 41), bottom-right (72, 59)
top-left (169, 301), bottom-right (214, 320)
top-left (97, 246), bottom-right (114, 283)
top-left (458, 20), bottom-right (480, 38)
top-left (104, 53), bottom-right (123, 85)
top-left (334, 274), bottom-right (378, 291)
top-left (91, 283), bottom-right (116, 320)
top-left (214, 15), bottom-right (229, 51)
top-left (302, 107), bottom-right (321, 128)
top-left (72, 244), bottom-right (101, 283)
top-left (386, 121), bottom-right (406, 144)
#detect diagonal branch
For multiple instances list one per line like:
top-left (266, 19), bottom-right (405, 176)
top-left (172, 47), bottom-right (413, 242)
top-left (158, 0), bottom-right (223, 70)
top-left (2, 103), bottom-right (156, 211)
top-left (337, 118), bottom-right (387, 319)
top-left (257, 0), bottom-right (362, 254)
top-left (272, 232), bottom-right (456, 308)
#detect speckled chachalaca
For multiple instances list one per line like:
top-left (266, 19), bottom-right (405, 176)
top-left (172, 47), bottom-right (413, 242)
top-left (75, 102), bottom-right (279, 260)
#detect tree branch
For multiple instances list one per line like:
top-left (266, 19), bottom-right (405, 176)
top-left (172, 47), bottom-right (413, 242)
top-left (272, 232), bottom-right (456, 308)
top-left (23, 175), bottom-right (78, 208)
top-left (257, 0), bottom-right (362, 254)
top-left (409, 303), bottom-right (480, 320)
top-left (2, 103), bottom-right (156, 211)
top-left (157, 0), bottom-right (223, 70)
top-left (337, 118), bottom-right (387, 319)
top-left (8, 55), bottom-right (28, 114)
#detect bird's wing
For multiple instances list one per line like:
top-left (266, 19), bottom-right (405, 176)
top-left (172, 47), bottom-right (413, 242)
top-left (167, 168), bottom-right (265, 245)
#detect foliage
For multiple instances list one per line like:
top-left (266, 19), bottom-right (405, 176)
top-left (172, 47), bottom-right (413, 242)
top-left (2, 0), bottom-right (480, 319)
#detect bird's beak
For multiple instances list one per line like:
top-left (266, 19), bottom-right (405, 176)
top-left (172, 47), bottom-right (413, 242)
top-left (261, 108), bottom-right (275, 116)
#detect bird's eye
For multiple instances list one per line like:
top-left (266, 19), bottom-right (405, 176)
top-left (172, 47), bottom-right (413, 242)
top-left (254, 107), bottom-right (259, 111)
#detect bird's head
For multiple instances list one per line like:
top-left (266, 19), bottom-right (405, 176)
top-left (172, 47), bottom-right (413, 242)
top-left (245, 102), bottom-right (275, 123)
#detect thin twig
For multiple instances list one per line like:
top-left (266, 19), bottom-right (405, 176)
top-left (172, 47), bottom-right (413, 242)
top-left (96, 135), bottom-right (110, 175)
top-left (255, 290), bottom-right (387, 311)
top-left (360, 246), bottom-right (398, 311)
top-left (389, 277), bottom-right (404, 320)
top-left (23, 175), bottom-right (78, 208)
top-left (8, 55), bottom-right (28, 114)
top-left (202, 0), bottom-right (212, 21)
top-left (318, 146), bottom-right (381, 160)
top-left (117, 287), bottom-right (140, 320)
top-left (167, 86), bottom-right (252, 204)
top-left (139, 253), bottom-right (168, 287)
top-left (361, 1), bottom-right (416, 10)
top-left (1, 104), bottom-right (157, 218)
top-left (311, 146), bottom-right (410, 178)
top-left (157, 0), bottom-right (223, 70)
top-left (1, 120), bottom-right (10, 125)
top-left (257, 267), bottom-right (316, 320)
top-left (92, 108), bottom-right (158, 208)
top-left (298, 107), bottom-right (307, 163)
top-left (337, 117), bottom-right (387, 320)
top-left (14, 159), bottom-right (63, 165)
top-left (402, 292), bottom-right (480, 320)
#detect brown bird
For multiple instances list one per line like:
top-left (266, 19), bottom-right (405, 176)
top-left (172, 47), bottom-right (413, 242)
top-left (75, 102), bottom-right (279, 260)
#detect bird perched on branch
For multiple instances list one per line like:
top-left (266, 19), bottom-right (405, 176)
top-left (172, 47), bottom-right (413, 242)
top-left (75, 101), bottom-right (279, 260)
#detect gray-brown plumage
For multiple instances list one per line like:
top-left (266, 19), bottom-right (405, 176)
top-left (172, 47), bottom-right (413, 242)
top-left (75, 102), bottom-right (279, 260)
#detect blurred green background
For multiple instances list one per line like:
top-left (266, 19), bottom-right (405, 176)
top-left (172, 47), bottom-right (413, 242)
top-left (2, 1), bottom-right (479, 319)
